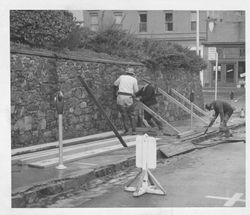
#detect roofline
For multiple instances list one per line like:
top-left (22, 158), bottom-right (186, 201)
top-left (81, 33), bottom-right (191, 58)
top-left (202, 42), bottom-right (245, 48)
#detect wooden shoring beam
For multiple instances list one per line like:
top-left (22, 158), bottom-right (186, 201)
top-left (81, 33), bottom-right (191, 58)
top-left (78, 76), bottom-right (127, 148)
top-left (141, 79), bottom-right (209, 125)
top-left (139, 102), bottom-right (180, 135)
top-left (158, 88), bottom-right (209, 125)
top-left (170, 88), bottom-right (210, 118)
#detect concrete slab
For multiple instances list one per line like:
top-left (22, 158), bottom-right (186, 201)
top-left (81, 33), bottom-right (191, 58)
top-left (12, 130), bottom-right (124, 156)
top-left (12, 136), bottom-right (136, 165)
top-left (28, 139), bottom-right (137, 168)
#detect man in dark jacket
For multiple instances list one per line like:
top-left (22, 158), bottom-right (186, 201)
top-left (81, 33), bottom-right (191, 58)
top-left (205, 100), bottom-right (234, 137)
top-left (136, 83), bottom-right (163, 130)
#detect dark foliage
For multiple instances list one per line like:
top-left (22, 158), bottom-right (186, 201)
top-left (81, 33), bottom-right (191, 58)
top-left (10, 10), bottom-right (77, 49)
top-left (10, 11), bottom-right (207, 73)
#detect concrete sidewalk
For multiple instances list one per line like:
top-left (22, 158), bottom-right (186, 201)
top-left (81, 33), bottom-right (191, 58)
top-left (11, 113), bottom-right (245, 207)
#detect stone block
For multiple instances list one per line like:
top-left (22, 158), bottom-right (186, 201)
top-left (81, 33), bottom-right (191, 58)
top-left (74, 106), bottom-right (82, 115)
top-left (12, 194), bottom-right (26, 208)
top-left (11, 105), bottom-right (15, 114)
top-left (37, 110), bottom-right (45, 118)
top-left (44, 131), bottom-right (52, 138)
top-left (39, 119), bottom-right (46, 130)
top-left (80, 102), bottom-right (87, 108)
top-left (13, 116), bottom-right (32, 131)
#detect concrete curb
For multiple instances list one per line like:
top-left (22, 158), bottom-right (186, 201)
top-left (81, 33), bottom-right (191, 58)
top-left (12, 121), bottom-right (245, 208)
top-left (12, 157), bottom-right (136, 208)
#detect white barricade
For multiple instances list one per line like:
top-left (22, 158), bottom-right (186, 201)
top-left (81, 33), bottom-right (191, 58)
top-left (125, 134), bottom-right (166, 197)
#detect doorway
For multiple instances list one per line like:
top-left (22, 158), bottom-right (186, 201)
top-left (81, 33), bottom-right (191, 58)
top-left (211, 62), bottom-right (236, 87)
top-left (225, 63), bottom-right (235, 84)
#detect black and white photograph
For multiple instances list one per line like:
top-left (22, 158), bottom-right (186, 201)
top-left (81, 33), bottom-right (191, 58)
top-left (0, 0), bottom-right (249, 214)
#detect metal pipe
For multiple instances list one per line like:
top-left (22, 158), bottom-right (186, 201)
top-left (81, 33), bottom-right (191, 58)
top-left (56, 114), bottom-right (66, 169)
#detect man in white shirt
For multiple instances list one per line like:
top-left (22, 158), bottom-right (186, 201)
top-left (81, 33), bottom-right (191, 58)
top-left (113, 67), bottom-right (139, 135)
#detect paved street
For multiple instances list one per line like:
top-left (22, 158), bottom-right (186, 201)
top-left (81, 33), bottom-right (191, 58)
top-left (45, 127), bottom-right (245, 208)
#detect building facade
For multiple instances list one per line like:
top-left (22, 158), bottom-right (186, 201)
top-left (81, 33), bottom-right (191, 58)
top-left (71, 10), bottom-right (245, 88)
top-left (202, 11), bottom-right (245, 88)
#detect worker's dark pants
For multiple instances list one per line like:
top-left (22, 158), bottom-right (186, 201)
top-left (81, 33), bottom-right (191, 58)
top-left (117, 104), bottom-right (136, 132)
top-left (144, 104), bottom-right (163, 130)
top-left (219, 110), bottom-right (233, 136)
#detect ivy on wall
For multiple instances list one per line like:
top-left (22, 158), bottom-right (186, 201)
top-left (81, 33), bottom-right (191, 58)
top-left (78, 26), bottom-right (207, 73)
top-left (10, 10), bottom-right (77, 48)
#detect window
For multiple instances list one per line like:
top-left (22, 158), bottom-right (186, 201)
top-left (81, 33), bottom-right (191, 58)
top-left (238, 61), bottom-right (245, 86)
top-left (212, 63), bottom-right (222, 81)
top-left (226, 64), bottom-right (235, 83)
top-left (139, 13), bottom-right (147, 32)
top-left (89, 12), bottom-right (99, 31)
top-left (240, 48), bottom-right (245, 57)
top-left (217, 48), bottom-right (223, 59)
top-left (114, 12), bottom-right (123, 27)
top-left (190, 11), bottom-right (196, 31)
top-left (238, 61), bottom-right (245, 78)
top-left (165, 12), bottom-right (173, 31)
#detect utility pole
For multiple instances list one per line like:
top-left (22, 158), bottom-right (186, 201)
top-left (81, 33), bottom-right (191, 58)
top-left (196, 10), bottom-right (200, 56)
top-left (215, 52), bottom-right (218, 100)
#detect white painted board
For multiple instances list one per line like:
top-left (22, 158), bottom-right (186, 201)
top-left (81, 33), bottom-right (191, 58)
top-left (136, 134), bottom-right (156, 169)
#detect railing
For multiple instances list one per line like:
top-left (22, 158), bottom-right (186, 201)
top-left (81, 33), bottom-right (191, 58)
top-left (158, 88), bottom-right (209, 125)
top-left (139, 101), bottom-right (180, 135)
top-left (170, 88), bottom-right (210, 118)
top-left (141, 79), bottom-right (209, 125)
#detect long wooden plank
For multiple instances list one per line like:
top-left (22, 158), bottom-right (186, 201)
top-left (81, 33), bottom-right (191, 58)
top-left (159, 142), bottom-right (196, 158)
top-left (78, 75), bottom-right (127, 147)
top-left (28, 140), bottom-right (138, 168)
top-left (171, 88), bottom-right (210, 118)
top-left (13, 136), bottom-right (136, 164)
top-left (138, 102), bottom-right (151, 128)
top-left (140, 102), bottom-right (180, 135)
top-left (11, 48), bottom-right (143, 66)
top-left (177, 130), bottom-right (201, 138)
top-left (12, 130), bottom-right (123, 156)
top-left (158, 88), bottom-right (209, 125)
top-left (141, 78), bottom-right (209, 125)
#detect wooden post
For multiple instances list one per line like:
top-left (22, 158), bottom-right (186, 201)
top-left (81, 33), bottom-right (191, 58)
top-left (215, 52), bottom-right (218, 100)
top-left (191, 102), bottom-right (193, 129)
top-left (78, 75), bottom-right (128, 148)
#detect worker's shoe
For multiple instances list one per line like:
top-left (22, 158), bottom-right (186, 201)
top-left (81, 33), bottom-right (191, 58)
top-left (156, 130), bottom-right (163, 136)
top-left (224, 131), bottom-right (233, 138)
top-left (131, 129), bottom-right (137, 135)
top-left (123, 129), bottom-right (129, 135)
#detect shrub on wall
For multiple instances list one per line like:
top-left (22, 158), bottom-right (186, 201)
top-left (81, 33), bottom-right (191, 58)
top-left (10, 11), bottom-right (206, 73)
top-left (10, 10), bottom-right (77, 49)
top-left (78, 25), bottom-right (207, 73)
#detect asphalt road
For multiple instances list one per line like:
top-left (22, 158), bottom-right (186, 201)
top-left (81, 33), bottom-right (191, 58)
top-left (48, 127), bottom-right (246, 208)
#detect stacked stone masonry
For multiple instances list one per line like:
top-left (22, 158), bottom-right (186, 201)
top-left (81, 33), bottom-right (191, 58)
top-left (11, 47), bottom-right (204, 148)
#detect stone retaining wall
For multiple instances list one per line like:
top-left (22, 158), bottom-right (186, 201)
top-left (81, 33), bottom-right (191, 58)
top-left (11, 47), bottom-right (204, 148)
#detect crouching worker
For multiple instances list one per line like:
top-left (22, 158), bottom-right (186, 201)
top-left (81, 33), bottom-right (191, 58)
top-left (136, 82), bottom-right (163, 131)
top-left (113, 67), bottom-right (139, 135)
top-left (205, 100), bottom-right (234, 137)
